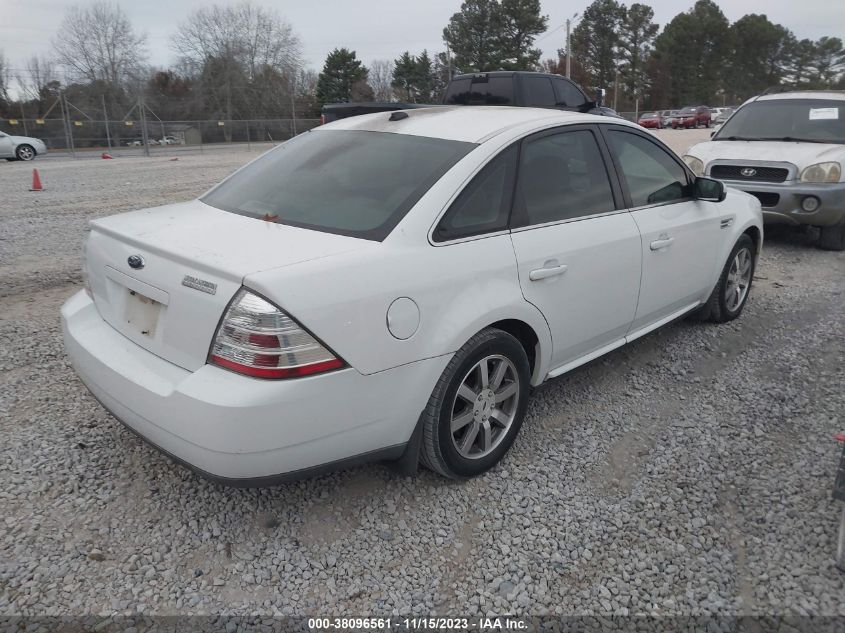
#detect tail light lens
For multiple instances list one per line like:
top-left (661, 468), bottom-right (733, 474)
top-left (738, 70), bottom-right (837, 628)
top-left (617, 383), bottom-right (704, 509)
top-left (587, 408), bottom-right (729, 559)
top-left (209, 288), bottom-right (344, 379)
top-left (319, 114), bottom-right (326, 125)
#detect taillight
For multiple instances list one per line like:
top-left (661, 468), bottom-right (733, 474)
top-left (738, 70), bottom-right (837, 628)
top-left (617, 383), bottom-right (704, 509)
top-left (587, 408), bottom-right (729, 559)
top-left (319, 114), bottom-right (326, 125)
top-left (209, 288), bottom-right (344, 379)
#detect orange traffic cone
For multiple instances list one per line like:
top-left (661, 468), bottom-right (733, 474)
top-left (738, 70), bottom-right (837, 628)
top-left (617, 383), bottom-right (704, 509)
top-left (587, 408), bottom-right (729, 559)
top-left (101, 152), bottom-right (113, 159)
top-left (30, 169), bottom-right (44, 191)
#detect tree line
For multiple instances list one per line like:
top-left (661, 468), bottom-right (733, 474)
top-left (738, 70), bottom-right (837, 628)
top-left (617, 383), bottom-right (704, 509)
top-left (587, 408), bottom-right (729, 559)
top-left (0, 0), bottom-right (843, 124)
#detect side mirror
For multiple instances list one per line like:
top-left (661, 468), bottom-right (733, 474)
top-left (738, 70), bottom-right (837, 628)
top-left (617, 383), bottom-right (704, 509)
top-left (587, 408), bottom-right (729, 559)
top-left (694, 177), bottom-right (726, 202)
top-left (595, 88), bottom-right (606, 108)
top-left (710, 130), bottom-right (716, 138)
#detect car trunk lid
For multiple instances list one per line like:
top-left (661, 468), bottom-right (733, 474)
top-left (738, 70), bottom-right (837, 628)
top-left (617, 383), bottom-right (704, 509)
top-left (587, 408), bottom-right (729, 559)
top-left (85, 200), bottom-right (370, 371)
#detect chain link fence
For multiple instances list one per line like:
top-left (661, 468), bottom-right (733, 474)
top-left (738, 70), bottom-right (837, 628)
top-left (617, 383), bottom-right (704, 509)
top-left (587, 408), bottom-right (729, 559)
top-left (0, 118), bottom-right (320, 157)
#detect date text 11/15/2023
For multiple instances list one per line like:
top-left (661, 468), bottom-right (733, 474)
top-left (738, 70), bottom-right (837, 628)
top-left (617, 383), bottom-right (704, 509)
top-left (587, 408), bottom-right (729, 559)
top-left (307, 617), bottom-right (528, 631)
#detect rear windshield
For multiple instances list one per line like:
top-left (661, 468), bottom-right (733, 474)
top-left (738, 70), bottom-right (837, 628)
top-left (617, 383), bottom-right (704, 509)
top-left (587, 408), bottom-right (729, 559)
top-left (444, 76), bottom-right (514, 106)
top-left (202, 130), bottom-right (475, 241)
top-left (715, 99), bottom-right (845, 144)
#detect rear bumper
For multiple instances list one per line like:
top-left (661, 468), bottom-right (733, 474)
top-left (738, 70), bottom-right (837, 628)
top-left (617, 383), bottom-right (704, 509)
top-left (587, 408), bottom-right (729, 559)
top-left (716, 180), bottom-right (845, 227)
top-left (61, 290), bottom-right (448, 485)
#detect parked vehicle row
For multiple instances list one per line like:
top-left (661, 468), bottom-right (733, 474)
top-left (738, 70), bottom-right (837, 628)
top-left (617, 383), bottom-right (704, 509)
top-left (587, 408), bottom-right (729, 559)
top-left (62, 106), bottom-right (763, 486)
top-left (638, 106), bottom-right (743, 130)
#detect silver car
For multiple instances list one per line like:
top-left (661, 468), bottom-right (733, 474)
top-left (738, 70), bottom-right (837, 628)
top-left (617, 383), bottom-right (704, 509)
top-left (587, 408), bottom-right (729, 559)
top-left (0, 131), bottom-right (48, 161)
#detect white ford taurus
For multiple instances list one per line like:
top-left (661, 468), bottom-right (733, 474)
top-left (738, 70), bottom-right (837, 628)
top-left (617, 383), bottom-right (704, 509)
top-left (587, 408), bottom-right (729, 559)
top-left (61, 107), bottom-right (763, 486)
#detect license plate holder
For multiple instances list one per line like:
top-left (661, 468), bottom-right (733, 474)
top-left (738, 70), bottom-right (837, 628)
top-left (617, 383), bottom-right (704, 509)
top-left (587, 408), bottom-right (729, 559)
top-left (125, 289), bottom-right (161, 338)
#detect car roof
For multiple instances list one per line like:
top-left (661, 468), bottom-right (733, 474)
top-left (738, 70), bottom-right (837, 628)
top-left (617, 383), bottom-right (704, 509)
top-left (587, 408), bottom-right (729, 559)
top-left (317, 106), bottom-right (629, 143)
top-left (757, 90), bottom-right (845, 102)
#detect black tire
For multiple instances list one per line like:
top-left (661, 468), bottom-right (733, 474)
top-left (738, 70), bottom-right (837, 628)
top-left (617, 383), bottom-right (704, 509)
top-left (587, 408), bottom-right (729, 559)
top-left (15, 144), bottom-right (36, 161)
top-left (420, 328), bottom-right (531, 479)
top-left (818, 221), bottom-right (845, 251)
top-left (692, 233), bottom-right (756, 323)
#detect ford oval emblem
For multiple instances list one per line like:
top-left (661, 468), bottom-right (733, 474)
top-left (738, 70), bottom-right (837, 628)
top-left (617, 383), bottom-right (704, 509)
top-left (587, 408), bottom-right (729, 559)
top-left (127, 255), bottom-right (145, 270)
top-left (740, 167), bottom-right (757, 178)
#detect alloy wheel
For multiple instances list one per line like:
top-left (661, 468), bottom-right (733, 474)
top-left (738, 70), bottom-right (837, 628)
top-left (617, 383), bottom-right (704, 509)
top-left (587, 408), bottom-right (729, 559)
top-left (450, 354), bottom-right (520, 459)
top-left (725, 247), bottom-right (752, 312)
top-left (17, 146), bottom-right (35, 160)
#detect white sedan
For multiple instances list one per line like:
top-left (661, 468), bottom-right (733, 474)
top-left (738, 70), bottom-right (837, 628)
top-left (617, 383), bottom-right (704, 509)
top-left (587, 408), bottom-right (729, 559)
top-left (0, 130), bottom-right (48, 161)
top-left (61, 107), bottom-right (763, 486)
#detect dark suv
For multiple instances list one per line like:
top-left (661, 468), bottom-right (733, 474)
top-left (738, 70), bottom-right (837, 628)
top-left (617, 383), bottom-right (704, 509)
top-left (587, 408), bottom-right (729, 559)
top-left (442, 71), bottom-right (618, 117)
top-left (673, 106), bottom-right (711, 129)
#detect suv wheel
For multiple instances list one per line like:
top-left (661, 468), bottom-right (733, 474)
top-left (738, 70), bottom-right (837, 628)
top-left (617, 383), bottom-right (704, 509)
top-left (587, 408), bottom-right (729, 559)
top-left (819, 221), bottom-right (845, 251)
top-left (692, 234), bottom-right (756, 323)
top-left (420, 328), bottom-right (530, 479)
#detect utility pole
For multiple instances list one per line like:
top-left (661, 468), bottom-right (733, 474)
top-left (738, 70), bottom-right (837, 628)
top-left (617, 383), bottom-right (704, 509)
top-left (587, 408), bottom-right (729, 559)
top-left (139, 97), bottom-right (150, 157)
top-left (565, 13), bottom-right (579, 78)
top-left (101, 94), bottom-right (112, 153)
top-left (565, 19), bottom-right (572, 78)
top-left (613, 68), bottom-right (619, 111)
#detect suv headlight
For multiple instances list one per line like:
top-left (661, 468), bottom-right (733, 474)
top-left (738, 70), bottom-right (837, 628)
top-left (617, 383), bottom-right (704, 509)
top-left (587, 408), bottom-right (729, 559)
top-left (800, 162), bottom-right (841, 183)
top-left (683, 155), bottom-right (704, 177)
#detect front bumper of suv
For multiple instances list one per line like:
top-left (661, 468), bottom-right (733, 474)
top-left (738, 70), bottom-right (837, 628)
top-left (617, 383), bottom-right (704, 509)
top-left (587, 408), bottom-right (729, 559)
top-left (711, 179), bottom-right (845, 227)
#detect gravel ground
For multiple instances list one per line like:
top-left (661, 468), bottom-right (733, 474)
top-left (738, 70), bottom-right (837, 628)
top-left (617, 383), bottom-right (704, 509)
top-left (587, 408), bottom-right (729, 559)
top-left (1, 132), bottom-right (843, 618)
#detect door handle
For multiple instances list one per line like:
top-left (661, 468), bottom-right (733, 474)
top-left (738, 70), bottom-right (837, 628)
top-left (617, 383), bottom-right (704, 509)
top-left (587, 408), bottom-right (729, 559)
top-left (529, 263), bottom-right (568, 281)
top-left (650, 236), bottom-right (675, 250)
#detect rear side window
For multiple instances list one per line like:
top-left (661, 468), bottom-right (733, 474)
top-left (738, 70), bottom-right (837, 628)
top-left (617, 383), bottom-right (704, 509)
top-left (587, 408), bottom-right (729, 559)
top-left (434, 145), bottom-right (518, 242)
top-left (514, 129), bottom-right (617, 226)
top-left (553, 79), bottom-right (588, 109)
top-left (202, 130), bottom-right (475, 241)
top-left (523, 76), bottom-right (556, 107)
top-left (606, 130), bottom-right (691, 207)
top-left (444, 76), bottom-right (514, 105)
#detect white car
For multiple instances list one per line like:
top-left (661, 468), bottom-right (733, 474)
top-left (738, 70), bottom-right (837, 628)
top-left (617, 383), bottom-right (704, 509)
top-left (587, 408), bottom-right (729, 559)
top-left (683, 90), bottom-right (845, 250)
top-left (61, 107), bottom-right (763, 485)
top-left (0, 130), bottom-right (48, 161)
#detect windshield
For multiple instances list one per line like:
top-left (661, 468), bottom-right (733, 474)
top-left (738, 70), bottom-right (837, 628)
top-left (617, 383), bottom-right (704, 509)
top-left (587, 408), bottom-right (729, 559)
top-left (202, 130), bottom-right (474, 241)
top-left (640, 113), bottom-right (657, 118)
top-left (679, 107), bottom-right (696, 115)
top-left (715, 99), bottom-right (845, 143)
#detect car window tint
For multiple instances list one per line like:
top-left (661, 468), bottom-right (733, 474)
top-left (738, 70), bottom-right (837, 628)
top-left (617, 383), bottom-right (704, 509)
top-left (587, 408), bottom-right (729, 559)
top-left (523, 77), bottom-right (556, 107)
top-left (445, 77), bottom-right (514, 105)
top-left (434, 145), bottom-right (517, 242)
top-left (515, 129), bottom-right (616, 226)
top-left (553, 79), bottom-right (587, 108)
top-left (607, 130), bottom-right (691, 207)
top-left (202, 130), bottom-right (475, 241)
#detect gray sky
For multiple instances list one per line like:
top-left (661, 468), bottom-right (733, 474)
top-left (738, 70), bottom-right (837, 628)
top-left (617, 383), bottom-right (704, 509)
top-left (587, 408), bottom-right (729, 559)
top-left (2, 0), bottom-right (844, 79)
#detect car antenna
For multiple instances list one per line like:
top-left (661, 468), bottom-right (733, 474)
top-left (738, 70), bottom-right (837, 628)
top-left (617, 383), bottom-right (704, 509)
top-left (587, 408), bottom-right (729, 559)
top-left (389, 111), bottom-right (409, 121)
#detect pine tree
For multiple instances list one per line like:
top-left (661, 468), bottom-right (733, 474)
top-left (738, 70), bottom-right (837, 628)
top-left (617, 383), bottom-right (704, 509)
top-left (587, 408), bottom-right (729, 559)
top-left (316, 48), bottom-right (369, 105)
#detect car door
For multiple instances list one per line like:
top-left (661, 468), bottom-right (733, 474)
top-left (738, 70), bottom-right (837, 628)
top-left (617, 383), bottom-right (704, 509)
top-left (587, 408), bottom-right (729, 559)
top-left (600, 126), bottom-right (722, 334)
top-left (0, 132), bottom-right (13, 158)
top-left (509, 125), bottom-right (642, 373)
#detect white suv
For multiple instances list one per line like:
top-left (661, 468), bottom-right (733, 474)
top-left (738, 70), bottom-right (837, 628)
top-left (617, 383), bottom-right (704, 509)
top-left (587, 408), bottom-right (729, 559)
top-left (683, 90), bottom-right (845, 250)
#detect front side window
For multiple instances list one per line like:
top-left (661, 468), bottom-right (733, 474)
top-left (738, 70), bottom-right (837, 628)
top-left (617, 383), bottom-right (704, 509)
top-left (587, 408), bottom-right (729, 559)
top-left (606, 129), bottom-right (691, 207)
top-left (523, 76), bottom-right (556, 108)
top-left (202, 130), bottom-right (474, 241)
top-left (514, 129), bottom-right (617, 227)
top-left (434, 145), bottom-right (517, 242)
top-left (553, 79), bottom-right (588, 109)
